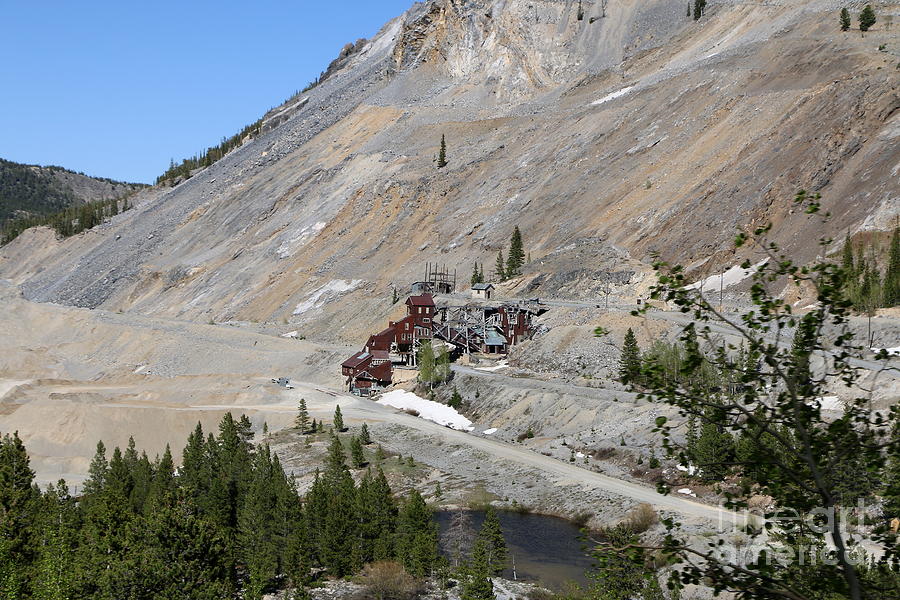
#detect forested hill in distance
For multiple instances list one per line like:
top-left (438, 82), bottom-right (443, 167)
top-left (0, 157), bottom-right (145, 224)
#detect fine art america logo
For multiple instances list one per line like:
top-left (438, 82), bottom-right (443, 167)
top-left (707, 500), bottom-right (888, 567)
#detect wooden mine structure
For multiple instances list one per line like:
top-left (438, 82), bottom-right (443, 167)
top-left (432, 301), bottom-right (543, 355)
top-left (411, 262), bottom-right (457, 295)
top-left (341, 293), bottom-right (546, 396)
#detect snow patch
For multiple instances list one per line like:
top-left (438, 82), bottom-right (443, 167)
top-left (281, 331), bottom-right (299, 339)
top-left (591, 86), bottom-right (635, 106)
top-left (677, 488), bottom-right (697, 497)
top-left (687, 259), bottom-right (769, 292)
top-left (874, 347), bottom-right (900, 356)
top-left (677, 464), bottom-right (699, 476)
top-left (378, 390), bottom-right (474, 431)
top-left (476, 360), bottom-right (508, 372)
top-left (576, 451), bottom-right (586, 459)
top-left (483, 428), bottom-right (498, 435)
top-left (293, 279), bottom-right (363, 316)
top-left (276, 221), bottom-right (326, 259)
top-left (815, 396), bottom-right (844, 412)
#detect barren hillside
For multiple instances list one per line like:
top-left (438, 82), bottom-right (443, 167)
top-left (1, 0), bottom-right (897, 345)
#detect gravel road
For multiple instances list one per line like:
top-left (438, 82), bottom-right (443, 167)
top-left (207, 378), bottom-right (742, 526)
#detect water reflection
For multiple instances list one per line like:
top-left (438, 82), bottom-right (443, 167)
top-left (435, 510), bottom-right (593, 591)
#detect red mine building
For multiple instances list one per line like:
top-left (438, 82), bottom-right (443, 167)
top-left (342, 292), bottom-right (543, 396)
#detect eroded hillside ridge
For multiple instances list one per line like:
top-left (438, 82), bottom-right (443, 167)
top-left (0, 158), bottom-right (144, 223)
top-left (0, 0), bottom-right (897, 343)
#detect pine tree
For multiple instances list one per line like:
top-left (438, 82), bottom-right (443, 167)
top-left (477, 507), bottom-right (507, 575)
top-left (687, 2), bottom-right (692, 18)
top-left (369, 468), bottom-right (398, 561)
top-left (33, 480), bottom-right (78, 600)
top-left (350, 436), bottom-right (365, 468)
top-left (586, 524), bottom-right (664, 600)
top-left (471, 262), bottom-right (484, 286)
top-left (460, 538), bottom-right (495, 600)
top-left (392, 287), bottom-right (399, 304)
top-left (129, 451), bottom-right (153, 513)
top-left (494, 251), bottom-right (506, 282)
top-left (859, 5), bottom-right (876, 32)
top-left (0, 432), bottom-right (39, 598)
top-left (179, 423), bottom-right (206, 499)
top-left (437, 134), bottom-right (448, 168)
top-left (828, 433), bottom-right (877, 505)
top-left (148, 445), bottom-right (176, 506)
top-left (396, 490), bottom-right (438, 577)
top-left (619, 328), bottom-right (642, 384)
top-left (506, 226), bottom-right (525, 277)
top-left (883, 227), bottom-right (900, 307)
top-left (238, 414), bottom-right (255, 448)
top-left (325, 434), bottom-right (347, 478)
top-left (840, 7), bottom-right (851, 31)
top-left (354, 468), bottom-right (397, 564)
top-left (360, 422), bottom-right (372, 445)
top-left (83, 440), bottom-right (109, 496)
top-left (296, 398), bottom-right (311, 433)
top-left (693, 0), bottom-right (706, 21)
top-left (354, 472), bottom-right (376, 565)
top-left (333, 405), bottom-right (345, 432)
top-left (688, 408), bottom-right (736, 482)
top-left (841, 234), bottom-right (855, 277)
top-left (284, 497), bottom-right (313, 594)
top-left (449, 387), bottom-right (463, 409)
top-left (239, 446), bottom-right (280, 599)
top-left (141, 494), bottom-right (234, 599)
top-left (315, 435), bottom-right (358, 576)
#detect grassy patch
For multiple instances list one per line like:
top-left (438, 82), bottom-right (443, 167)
top-left (464, 483), bottom-right (501, 510)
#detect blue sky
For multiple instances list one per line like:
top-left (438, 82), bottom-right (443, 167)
top-left (1, 1), bottom-right (413, 183)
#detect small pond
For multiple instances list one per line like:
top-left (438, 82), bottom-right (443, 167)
top-left (435, 510), bottom-right (593, 592)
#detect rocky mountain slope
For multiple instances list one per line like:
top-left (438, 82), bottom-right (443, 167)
top-left (0, 157), bottom-right (144, 223)
top-left (1, 0), bottom-right (897, 344)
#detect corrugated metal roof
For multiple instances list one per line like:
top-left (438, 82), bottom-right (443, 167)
top-left (406, 294), bottom-right (436, 306)
top-left (484, 330), bottom-right (506, 346)
top-left (472, 283), bottom-right (494, 290)
top-left (341, 351), bottom-right (371, 369)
